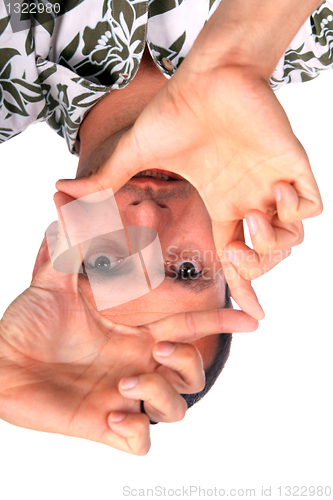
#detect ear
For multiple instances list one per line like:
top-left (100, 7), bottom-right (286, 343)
top-left (31, 236), bottom-right (51, 285)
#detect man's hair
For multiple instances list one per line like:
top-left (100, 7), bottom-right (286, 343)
top-left (181, 285), bottom-right (233, 409)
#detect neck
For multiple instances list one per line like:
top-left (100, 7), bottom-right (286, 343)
top-left (77, 47), bottom-right (167, 177)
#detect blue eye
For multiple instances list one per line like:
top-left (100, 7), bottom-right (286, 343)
top-left (85, 254), bottom-right (124, 273)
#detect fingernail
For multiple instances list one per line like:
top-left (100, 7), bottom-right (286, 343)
top-left (119, 377), bottom-right (138, 390)
top-left (109, 412), bottom-right (126, 423)
top-left (225, 251), bottom-right (240, 267)
top-left (246, 215), bottom-right (258, 235)
top-left (57, 179), bottom-right (73, 182)
top-left (155, 342), bottom-right (176, 357)
top-left (274, 187), bottom-right (282, 202)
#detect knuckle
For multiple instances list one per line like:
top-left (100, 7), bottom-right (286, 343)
top-left (197, 374), bottom-right (206, 392)
top-left (135, 435), bottom-right (151, 456)
top-left (126, 415), bottom-right (151, 456)
top-left (143, 373), bottom-right (161, 395)
top-left (313, 200), bottom-right (324, 217)
top-left (279, 213), bottom-right (294, 224)
top-left (254, 239), bottom-right (274, 255)
top-left (174, 399), bottom-right (187, 422)
top-left (297, 231), bottom-right (305, 245)
top-left (184, 311), bottom-right (197, 337)
top-left (248, 266), bottom-right (263, 280)
top-left (292, 224), bottom-right (304, 246)
top-left (136, 413), bottom-right (150, 433)
top-left (131, 416), bottom-right (150, 446)
top-left (181, 343), bottom-right (199, 365)
top-left (137, 442), bottom-right (151, 456)
top-left (191, 377), bottom-right (205, 394)
top-left (134, 438), bottom-right (151, 457)
top-left (217, 309), bottom-right (225, 332)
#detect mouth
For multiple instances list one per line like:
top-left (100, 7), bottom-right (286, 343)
top-left (131, 169), bottom-right (186, 182)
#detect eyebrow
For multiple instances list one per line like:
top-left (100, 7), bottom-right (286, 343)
top-left (165, 272), bottom-right (216, 293)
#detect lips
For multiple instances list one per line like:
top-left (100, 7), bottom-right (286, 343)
top-left (131, 169), bottom-right (186, 181)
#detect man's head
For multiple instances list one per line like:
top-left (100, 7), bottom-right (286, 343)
top-left (72, 175), bottom-right (228, 368)
top-left (33, 175), bottom-right (233, 411)
top-left (34, 48), bottom-right (235, 404)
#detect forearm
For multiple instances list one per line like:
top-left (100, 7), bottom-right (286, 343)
top-left (188, 0), bottom-right (323, 80)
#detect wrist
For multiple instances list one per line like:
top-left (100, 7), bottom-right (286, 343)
top-left (185, 0), bottom-right (323, 80)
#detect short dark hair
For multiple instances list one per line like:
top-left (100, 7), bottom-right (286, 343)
top-left (181, 284), bottom-right (233, 409)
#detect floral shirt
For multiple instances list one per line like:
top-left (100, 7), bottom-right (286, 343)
top-left (1, 0), bottom-right (333, 155)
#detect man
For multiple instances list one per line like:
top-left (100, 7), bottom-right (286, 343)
top-left (0, 0), bottom-right (260, 455)
top-left (1, 0), bottom-right (324, 306)
top-left (0, 0), bottom-right (327, 453)
top-left (0, 188), bottom-right (258, 454)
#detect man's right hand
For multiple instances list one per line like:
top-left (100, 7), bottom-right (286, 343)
top-left (57, 61), bottom-right (318, 318)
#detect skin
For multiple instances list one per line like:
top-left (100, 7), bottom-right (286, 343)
top-left (34, 178), bottom-right (225, 370)
top-left (48, 48), bottom-right (227, 370)
top-left (14, 50), bottom-right (255, 453)
top-left (1, 190), bottom-right (256, 455)
top-left (1, 0), bottom-right (322, 454)
top-left (74, 179), bottom-right (226, 370)
top-left (58, 41), bottom-right (318, 319)
top-left (0, 188), bottom-right (257, 454)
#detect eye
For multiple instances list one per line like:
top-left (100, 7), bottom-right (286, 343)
top-left (167, 260), bottom-right (202, 280)
top-left (84, 253), bottom-right (124, 273)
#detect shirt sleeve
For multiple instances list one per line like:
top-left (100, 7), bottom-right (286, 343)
top-left (0, 6), bottom-right (48, 146)
top-left (0, 0), bottom-right (147, 153)
top-left (270, 0), bottom-right (333, 90)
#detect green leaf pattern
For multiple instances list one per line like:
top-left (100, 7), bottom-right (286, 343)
top-left (270, 1), bottom-right (333, 89)
top-left (1, 0), bottom-right (333, 153)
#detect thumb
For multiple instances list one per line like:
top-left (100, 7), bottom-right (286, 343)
top-left (56, 129), bottom-right (142, 199)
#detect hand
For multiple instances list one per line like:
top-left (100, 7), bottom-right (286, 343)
top-left (0, 192), bottom-right (258, 455)
top-left (57, 60), bottom-right (318, 318)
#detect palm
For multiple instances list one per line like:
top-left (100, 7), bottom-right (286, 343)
top-left (118, 66), bottom-right (309, 227)
top-left (57, 62), bottom-right (319, 318)
top-left (0, 278), bottom-right (156, 452)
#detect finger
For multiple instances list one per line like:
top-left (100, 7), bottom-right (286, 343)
top-left (32, 191), bottom-right (91, 293)
top-left (153, 342), bottom-right (205, 394)
top-left (245, 209), bottom-right (304, 255)
top-left (56, 176), bottom-right (108, 200)
top-left (118, 373), bottom-right (187, 423)
top-left (107, 412), bottom-right (151, 456)
top-left (221, 259), bottom-right (265, 320)
top-left (224, 241), bottom-right (292, 281)
top-left (274, 180), bottom-right (323, 223)
top-left (143, 308), bottom-right (259, 343)
top-left (211, 219), bottom-right (265, 319)
top-left (56, 130), bottom-right (139, 199)
top-left (211, 219), bottom-right (245, 263)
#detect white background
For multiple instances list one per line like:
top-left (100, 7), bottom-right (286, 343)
top-left (0, 69), bottom-right (332, 499)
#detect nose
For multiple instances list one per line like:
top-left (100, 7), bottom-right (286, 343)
top-left (125, 200), bottom-right (172, 233)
